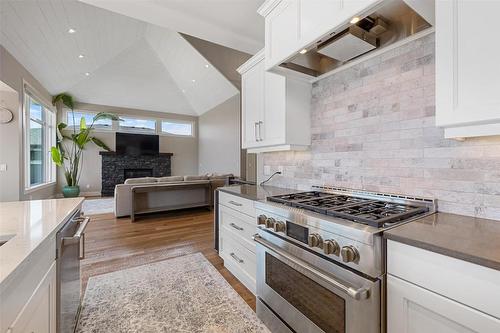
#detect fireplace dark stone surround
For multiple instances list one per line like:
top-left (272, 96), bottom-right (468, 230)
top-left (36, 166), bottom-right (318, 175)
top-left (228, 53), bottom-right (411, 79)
top-left (99, 152), bottom-right (173, 197)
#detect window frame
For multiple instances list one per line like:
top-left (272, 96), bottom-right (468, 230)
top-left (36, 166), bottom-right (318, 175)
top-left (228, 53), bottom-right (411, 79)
top-left (23, 84), bottom-right (57, 193)
top-left (64, 109), bottom-right (113, 132)
top-left (159, 119), bottom-right (195, 137)
top-left (117, 115), bottom-right (157, 134)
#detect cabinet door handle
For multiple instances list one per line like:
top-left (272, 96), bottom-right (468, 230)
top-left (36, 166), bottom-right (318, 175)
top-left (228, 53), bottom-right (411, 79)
top-left (230, 252), bottom-right (244, 263)
top-left (258, 121), bottom-right (263, 141)
top-left (229, 222), bottom-right (244, 231)
top-left (254, 122), bottom-right (259, 141)
top-left (228, 200), bottom-right (243, 207)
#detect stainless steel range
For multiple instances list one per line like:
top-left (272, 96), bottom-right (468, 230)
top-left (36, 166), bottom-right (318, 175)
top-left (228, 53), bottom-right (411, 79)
top-left (253, 186), bottom-right (436, 333)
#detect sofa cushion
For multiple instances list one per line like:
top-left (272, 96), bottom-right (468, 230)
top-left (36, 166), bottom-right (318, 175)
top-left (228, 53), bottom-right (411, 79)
top-left (124, 177), bottom-right (158, 185)
top-left (208, 173), bottom-right (233, 180)
top-left (157, 176), bottom-right (184, 183)
top-left (184, 175), bottom-right (209, 181)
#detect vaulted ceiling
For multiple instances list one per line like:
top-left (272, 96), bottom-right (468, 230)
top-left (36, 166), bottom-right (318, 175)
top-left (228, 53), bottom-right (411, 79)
top-left (79, 0), bottom-right (265, 54)
top-left (0, 0), bottom-right (249, 116)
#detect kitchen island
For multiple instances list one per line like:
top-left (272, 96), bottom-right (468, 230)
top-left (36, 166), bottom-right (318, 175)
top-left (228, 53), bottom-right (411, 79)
top-left (0, 197), bottom-right (84, 333)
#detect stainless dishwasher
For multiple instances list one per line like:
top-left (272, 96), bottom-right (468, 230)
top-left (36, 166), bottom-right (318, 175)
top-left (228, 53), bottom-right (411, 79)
top-left (56, 210), bottom-right (90, 333)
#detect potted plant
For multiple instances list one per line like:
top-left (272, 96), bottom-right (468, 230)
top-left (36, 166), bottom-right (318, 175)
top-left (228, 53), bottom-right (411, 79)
top-left (51, 93), bottom-right (120, 197)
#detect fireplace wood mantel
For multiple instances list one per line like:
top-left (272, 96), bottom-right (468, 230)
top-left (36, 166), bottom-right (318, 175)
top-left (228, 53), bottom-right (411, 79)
top-left (99, 152), bottom-right (173, 157)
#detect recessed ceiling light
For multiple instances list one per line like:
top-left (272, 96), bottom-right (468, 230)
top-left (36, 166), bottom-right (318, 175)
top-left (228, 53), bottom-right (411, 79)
top-left (205, 64), bottom-right (209, 68)
top-left (191, 79), bottom-right (196, 83)
top-left (182, 89), bottom-right (186, 93)
top-left (85, 72), bottom-right (90, 76)
top-left (299, 49), bottom-right (308, 55)
top-left (68, 28), bottom-right (76, 34)
top-left (78, 54), bottom-right (85, 59)
top-left (350, 17), bottom-right (360, 24)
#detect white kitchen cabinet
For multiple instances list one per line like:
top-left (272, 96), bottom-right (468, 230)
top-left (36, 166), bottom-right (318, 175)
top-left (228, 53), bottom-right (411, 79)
top-left (8, 262), bottom-right (57, 333)
top-left (241, 56), bottom-right (265, 149)
top-left (218, 192), bottom-right (257, 294)
top-left (237, 50), bottom-right (311, 153)
top-left (387, 274), bottom-right (499, 333)
top-left (436, 0), bottom-right (500, 138)
top-left (387, 240), bottom-right (500, 333)
top-left (259, 0), bottom-right (381, 71)
top-left (259, 0), bottom-right (300, 71)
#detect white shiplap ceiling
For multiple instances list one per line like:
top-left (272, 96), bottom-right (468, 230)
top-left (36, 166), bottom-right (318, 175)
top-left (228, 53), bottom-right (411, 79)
top-left (79, 0), bottom-right (265, 54)
top-left (0, 0), bottom-right (240, 115)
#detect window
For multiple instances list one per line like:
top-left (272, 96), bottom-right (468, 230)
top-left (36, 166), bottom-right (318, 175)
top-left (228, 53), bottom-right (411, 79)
top-left (118, 117), bottom-right (156, 133)
top-left (161, 120), bottom-right (194, 136)
top-left (24, 91), bottom-right (56, 190)
top-left (66, 110), bottom-right (112, 129)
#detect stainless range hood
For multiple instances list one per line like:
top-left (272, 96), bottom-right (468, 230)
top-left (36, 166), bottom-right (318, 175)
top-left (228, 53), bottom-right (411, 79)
top-left (280, 0), bottom-right (432, 78)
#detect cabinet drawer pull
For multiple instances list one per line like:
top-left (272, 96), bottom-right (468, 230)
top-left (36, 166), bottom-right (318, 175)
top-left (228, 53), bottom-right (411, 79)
top-left (230, 252), bottom-right (244, 263)
top-left (229, 222), bottom-right (244, 231)
top-left (228, 200), bottom-right (243, 207)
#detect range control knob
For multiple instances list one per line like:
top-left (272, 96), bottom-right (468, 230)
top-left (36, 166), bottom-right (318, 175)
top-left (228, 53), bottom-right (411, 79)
top-left (273, 221), bottom-right (286, 232)
top-left (308, 233), bottom-right (323, 248)
top-left (340, 246), bottom-right (359, 263)
top-left (323, 239), bottom-right (340, 255)
top-left (257, 214), bottom-right (267, 225)
top-left (265, 217), bottom-right (276, 229)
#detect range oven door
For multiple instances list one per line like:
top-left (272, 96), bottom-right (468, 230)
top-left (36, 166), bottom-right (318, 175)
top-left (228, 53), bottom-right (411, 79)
top-left (255, 232), bottom-right (380, 333)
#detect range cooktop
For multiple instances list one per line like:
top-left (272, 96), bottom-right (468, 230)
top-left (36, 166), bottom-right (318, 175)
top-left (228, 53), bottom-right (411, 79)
top-left (267, 190), bottom-right (429, 228)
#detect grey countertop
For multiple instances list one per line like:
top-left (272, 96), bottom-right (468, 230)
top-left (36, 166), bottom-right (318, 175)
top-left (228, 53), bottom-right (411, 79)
top-left (385, 212), bottom-right (500, 271)
top-left (217, 184), bottom-right (300, 201)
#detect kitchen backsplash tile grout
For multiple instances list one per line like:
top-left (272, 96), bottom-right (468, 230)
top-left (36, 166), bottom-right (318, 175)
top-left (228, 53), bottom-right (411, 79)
top-left (262, 33), bottom-right (500, 220)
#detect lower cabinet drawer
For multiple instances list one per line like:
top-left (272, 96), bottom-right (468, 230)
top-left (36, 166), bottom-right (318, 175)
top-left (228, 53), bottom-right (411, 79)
top-left (219, 205), bottom-right (257, 252)
top-left (219, 192), bottom-right (255, 217)
top-left (220, 232), bottom-right (257, 294)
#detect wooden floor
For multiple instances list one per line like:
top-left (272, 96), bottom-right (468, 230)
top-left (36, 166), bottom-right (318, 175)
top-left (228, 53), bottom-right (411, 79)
top-left (81, 208), bottom-right (256, 310)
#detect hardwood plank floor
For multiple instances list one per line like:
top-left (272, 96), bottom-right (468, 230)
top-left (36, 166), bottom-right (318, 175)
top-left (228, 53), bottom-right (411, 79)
top-left (81, 208), bottom-right (256, 310)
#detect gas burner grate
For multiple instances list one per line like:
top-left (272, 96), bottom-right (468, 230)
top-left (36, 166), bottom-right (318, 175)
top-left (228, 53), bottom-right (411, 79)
top-left (326, 201), bottom-right (429, 227)
top-left (267, 191), bottom-right (429, 228)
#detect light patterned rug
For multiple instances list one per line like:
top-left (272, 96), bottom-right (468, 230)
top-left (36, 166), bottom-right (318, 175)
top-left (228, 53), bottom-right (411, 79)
top-left (82, 198), bottom-right (114, 215)
top-left (76, 253), bottom-right (270, 333)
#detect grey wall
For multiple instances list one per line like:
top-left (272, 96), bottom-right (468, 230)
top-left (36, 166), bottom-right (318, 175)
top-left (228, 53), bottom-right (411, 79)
top-left (261, 33), bottom-right (500, 220)
top-left (198, 94), bottom-right (241, 176)
top-left (61, 103), bottom-right (198, 195)
top-left (0, 45), bottom-right (57, 201)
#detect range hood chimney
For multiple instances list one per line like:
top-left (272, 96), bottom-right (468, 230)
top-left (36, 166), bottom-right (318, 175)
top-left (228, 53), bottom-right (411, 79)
top-left (279, 0), bottom-right (432, 79)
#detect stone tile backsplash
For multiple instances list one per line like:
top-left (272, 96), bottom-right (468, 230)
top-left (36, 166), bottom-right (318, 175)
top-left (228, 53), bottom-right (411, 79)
top-left (262, 33), bottom-right (500, 220)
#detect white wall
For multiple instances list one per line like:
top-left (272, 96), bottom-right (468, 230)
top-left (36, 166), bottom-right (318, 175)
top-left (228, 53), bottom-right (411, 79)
top-left (0, 45), bottom-right (57, 201)
top-left (198, 94), bottom-right (240, 176)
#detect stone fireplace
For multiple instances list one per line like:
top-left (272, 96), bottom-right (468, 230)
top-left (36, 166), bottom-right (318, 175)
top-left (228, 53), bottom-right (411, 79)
top-left (99, 152), bottom-right (173, 197)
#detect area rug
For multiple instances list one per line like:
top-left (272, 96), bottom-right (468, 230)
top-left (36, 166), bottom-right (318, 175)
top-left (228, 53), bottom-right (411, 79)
top-left (82, 198), bottom-right (114, 215)
top-left (76, 253), bottom-right (270, 333)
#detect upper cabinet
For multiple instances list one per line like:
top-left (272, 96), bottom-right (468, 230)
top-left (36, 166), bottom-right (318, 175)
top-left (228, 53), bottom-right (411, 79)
top-left (259, 0), bottom-right (433, 79)
top-left (436, 0), bottom-right (500, 138)
top-left (261, 0), bottom-right (300, 72)
top-left (237, 50), bottom-right (311, 153)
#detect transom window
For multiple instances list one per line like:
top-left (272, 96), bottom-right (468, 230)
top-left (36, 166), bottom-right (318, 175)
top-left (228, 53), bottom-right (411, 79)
top-left (24, 90), bottom-right (56, 190)
top-left (66, 110), bottom-right (112, 129)
top-left (161, 120), bottom-right (194, 136)
top-left (119, 117), bottom-right (156, 133)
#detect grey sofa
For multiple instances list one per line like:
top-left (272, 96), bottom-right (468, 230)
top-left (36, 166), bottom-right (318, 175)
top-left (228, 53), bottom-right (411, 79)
top-left (114, 174), bottom-right (231, 218)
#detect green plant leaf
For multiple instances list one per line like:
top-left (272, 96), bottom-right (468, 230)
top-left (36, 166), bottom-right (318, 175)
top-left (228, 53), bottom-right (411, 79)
top-left (50, 147), bottom-right (63, 166)
top-left (57, 122), bottom-right (67, 131)
top-left (80, 117), bottom-right (87, 130)
top-left (93, 112), bottom-right (121, 122)
top-left (91, 137), bottom-right (111, 151)
top-left (52, 93), bottom-right (74, 109)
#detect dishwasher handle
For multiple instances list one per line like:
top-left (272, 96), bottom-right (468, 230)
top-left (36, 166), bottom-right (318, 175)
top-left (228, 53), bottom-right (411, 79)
top-left (62, 216), bottom-right (90, 260)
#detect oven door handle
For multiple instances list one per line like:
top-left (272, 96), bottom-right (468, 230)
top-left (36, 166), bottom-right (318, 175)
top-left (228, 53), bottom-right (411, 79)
top-left (253, 234), bottom-right (370, 300)
top-left (62, 216), bottom-right (90, 260)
